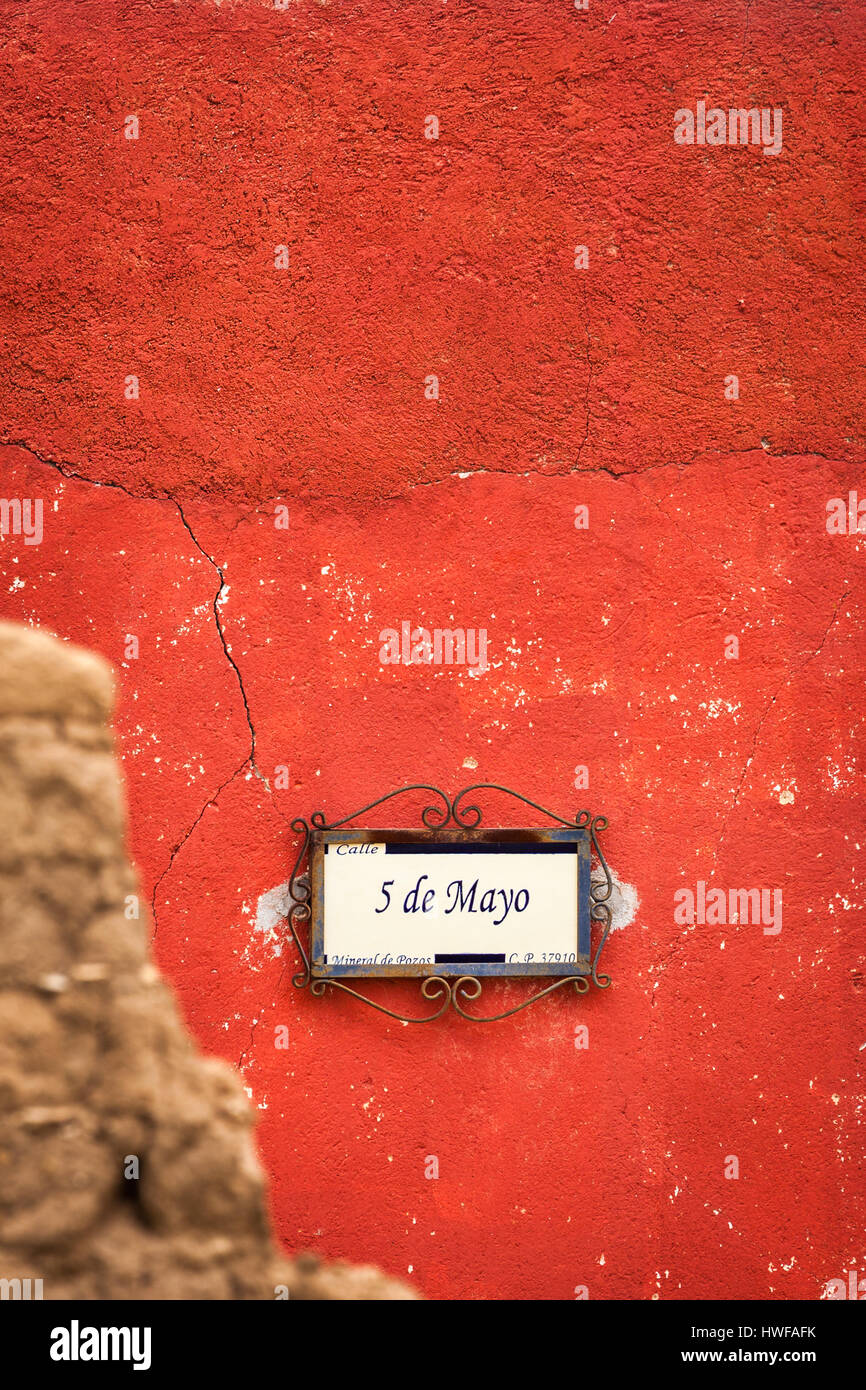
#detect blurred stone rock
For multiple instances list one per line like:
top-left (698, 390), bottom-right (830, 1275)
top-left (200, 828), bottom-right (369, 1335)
top-left (0, 622), bottom-right (418, 1300)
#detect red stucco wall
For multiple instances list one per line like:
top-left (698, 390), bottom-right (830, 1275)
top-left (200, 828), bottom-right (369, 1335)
top-left (1, 1), bottom-right (863, 1300)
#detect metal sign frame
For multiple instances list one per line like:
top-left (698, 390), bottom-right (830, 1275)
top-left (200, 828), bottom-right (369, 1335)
top-left (287, 784), bottom-right (613, 1023)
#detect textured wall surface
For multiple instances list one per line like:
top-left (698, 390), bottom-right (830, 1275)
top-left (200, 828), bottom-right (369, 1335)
top-left (0, 621), bottom-right (417, 1299)
top-left (0, 1), bottom-right (863, 1300)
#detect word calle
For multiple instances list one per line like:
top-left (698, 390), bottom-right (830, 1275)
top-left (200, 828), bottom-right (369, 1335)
top-left (379, 622), bottom-right (489, 674)
top-left (674, 881), bottom-right (782, 935)
top-left (674, 102), bottom-right (783, 157)
top-left (50, 1321), bottom-right (152, 1371)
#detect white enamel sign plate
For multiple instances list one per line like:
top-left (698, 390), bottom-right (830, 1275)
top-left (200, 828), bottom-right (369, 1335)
top-left (311, 832), bottom-right (592, 977)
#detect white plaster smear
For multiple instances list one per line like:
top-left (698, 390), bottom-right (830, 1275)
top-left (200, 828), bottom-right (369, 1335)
top-left (254, 881), bottom-right (290, 956)
top-left (597, 868), bottom-right (639, 932)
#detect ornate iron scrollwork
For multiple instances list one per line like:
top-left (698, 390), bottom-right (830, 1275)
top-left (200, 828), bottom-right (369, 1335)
top-left (287, 784), bottom-right (613, 1023)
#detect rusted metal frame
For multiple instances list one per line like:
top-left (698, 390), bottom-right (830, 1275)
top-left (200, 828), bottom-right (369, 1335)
top-left (308, 826), bottom-right (591, 980)
top-left (287, 785), bottom-right (613, 1022)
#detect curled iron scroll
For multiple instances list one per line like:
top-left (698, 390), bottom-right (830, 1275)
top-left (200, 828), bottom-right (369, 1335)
top-left (587, 814), bottom-right (613, 989)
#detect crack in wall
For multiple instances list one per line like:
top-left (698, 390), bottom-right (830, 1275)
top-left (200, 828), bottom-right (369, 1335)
top-left (0, 443), bottom-right (283, 937)
top-left (174, 501), bottom-right (266, 788)
top-left (149, 759), bottom-right (248, 939)
top-left (238, 958), bottom-right (290, 1072)
top-left (4, 438), bottom-right (857, 942)
top-left (148, 506), bottom-right (295, 939)
top-left (6, 437), bottom-right (859, 511)
top-left (1, 438), bottom-right (158, 503)
top-left (237, 1016), bottom-right (259, 1073)
top-left (303, 446), bottom-right (857, 504)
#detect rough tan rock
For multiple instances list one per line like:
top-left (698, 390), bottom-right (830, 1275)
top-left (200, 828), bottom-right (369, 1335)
top-left (0, 622), bottom-right (418, 1300)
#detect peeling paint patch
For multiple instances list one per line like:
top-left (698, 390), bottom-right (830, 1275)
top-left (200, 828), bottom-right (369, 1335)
top-left (254, 881), bottom-right (290, 957)
top-left (594, 868), bottom-right (639, 932)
